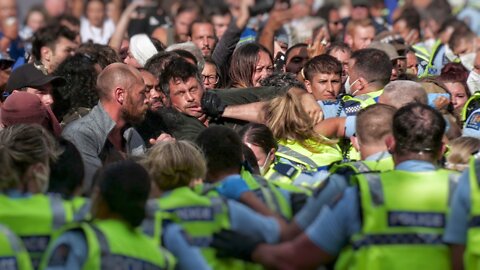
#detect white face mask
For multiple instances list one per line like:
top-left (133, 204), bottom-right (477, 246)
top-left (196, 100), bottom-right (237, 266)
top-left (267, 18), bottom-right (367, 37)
top-left (460, 52), bottom-right (476, 71)
top-left (467, 70), bottom-right (480, 95)
top-left (260, 151), bottom-right (272, 175)
top-left (344, 76), bottom-right (359, 95)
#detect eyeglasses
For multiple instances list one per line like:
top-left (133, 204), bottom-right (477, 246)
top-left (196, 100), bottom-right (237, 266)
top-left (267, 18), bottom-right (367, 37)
top-left (202, 75), bottom-right (219, 84)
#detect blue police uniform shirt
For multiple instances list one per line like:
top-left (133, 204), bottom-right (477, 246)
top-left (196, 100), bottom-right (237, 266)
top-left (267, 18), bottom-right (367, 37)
top-left (318, 100), bottom-right (357, 137)
top-left (463, 108), bottom-right (480, 138)
top-left (294, 151), bottom-right (391, 231)
top-left (443, 168), bottom-right (470, 245)
top-left (318, 100), bottom-right (346, 119)
top-left (304, 160), bottom-right (437, 255)
top-left (43, 223), bottom-right (210, 270)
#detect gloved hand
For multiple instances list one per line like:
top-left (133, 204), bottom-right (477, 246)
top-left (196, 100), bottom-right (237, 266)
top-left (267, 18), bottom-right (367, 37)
top-left (215, 174), bottom-right (250, 200)
top-left (211, 229), bottom-right (263, 261)
top-left (201, 91), bottom-right (227, 119)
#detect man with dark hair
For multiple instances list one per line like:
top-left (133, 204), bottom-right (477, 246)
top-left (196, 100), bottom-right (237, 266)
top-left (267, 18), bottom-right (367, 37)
top-left (212, 103), bottom-right (459, 269)
top-left (31, 24), bottom-right (77, 74)
top-left (303, 54), bottom-right (343, 101)
top-left (160, 57), bottom-right (206, 123)
top-left (196, 125), bottom-right (244, 181)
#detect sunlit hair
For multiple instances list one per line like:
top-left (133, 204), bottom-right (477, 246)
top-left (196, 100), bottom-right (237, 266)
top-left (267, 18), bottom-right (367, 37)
top-left (265, 89), bottom-right (332, 152)
top-left (141, 140), bottom-right (206, 191)
top-left (446, 137), bottom-right (480, 171)
top-left (0, 124), bottom-right (60, 191)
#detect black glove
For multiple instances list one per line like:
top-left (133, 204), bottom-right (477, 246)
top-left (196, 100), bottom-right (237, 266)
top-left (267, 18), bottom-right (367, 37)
top-left (210, 229), bottom-right (264, 261)
top-left (201, 91), bottom-right (227, 119)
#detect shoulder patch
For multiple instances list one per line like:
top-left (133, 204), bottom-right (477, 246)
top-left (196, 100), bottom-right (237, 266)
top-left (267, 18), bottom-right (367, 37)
top-left (273, 163), bottom-right (299, 178)
top-left (466, 112), bottom-right (480, 131)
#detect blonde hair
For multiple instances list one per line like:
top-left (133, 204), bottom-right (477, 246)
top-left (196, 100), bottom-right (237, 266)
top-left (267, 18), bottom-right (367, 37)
top-left (141, 140), bottom-right (207, 191)
top-left (0, 124), bottom-right (60, 191)
top-left (346, 18), bottom-right (374, 36)
top-left (265, 89), bottom-right (332, 152)
top-left (446, 137), bottom-right (480, 171)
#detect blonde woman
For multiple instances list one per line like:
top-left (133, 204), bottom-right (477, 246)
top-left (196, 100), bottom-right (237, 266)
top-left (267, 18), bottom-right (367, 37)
top-left (265, 89), bottom-right (343, 186)
top-left (446, 136), bottom-right (480, 171)
top-left (141, 140), bottom-right (281, 270)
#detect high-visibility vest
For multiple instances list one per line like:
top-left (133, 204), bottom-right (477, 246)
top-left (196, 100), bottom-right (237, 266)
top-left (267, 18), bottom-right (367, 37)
top-left (461, 91), bottom-right (480, 123)
top-left (147, 186), bottom-right (250, 270)
top-left (341, 89), bottom-right (384, 116)
top-left (0, 224), bottom-right (33, 270)
top-left (276, 139), bottom-right (343, 173)
top-left (241, 169), bottom-right (293, 219)
top-left (413, 39), bottom-right (444, 78)
top-left (329, 156), bottom-right (394, 185)
top-left (336, 169), bottom-right (459, 270)
top-left (465, 158), bottom-right (480, 269)
top-left (0, 194), bottom-right (73, 268)
top-left (41, 219), bottom-right (175, 270)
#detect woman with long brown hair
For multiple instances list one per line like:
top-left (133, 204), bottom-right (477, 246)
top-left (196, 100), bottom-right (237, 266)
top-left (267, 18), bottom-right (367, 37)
top-left (229, 42), bottom-right (274, 88)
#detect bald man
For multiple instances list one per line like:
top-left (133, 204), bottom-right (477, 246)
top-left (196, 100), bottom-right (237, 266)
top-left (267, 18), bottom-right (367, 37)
top-left (63, 63), bottom-right (149, 193)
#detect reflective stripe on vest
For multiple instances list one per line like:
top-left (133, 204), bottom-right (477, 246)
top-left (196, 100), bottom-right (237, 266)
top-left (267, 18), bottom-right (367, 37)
top-left (0, 224), bottom-right (33, 270)
top-left (277, 144), bottom-right (319, 171)
top-left (242, 169), bottom-right (292, 219)
top-left (0, 194), bottom-right (69, 269)
top-left (276, 140), bottom-right (343, 172)
top-left (148, 187), bottom-right (255, 270)
top-left (89, 225), bottom-right (172, 270)
top-left (84, 220), bottom-right (174, 270)
top-left (351, 233), bottom-right (444, 250)
top-left (335, 169), bottom-right (454, 270)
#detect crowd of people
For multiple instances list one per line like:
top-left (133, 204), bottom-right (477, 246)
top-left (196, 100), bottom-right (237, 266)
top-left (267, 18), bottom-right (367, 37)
top-left (1, 0), bottom-right (480, 269)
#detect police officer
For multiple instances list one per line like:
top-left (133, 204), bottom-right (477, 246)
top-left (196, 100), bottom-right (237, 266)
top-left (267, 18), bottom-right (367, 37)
top-left (141, 140), bottom-right (281, 269)
top-left (212, 103), bottom-right (459, 269)
top-left (0, 224), bottom-right (33, 270)
top-left (444, 156), bottom-right (480, 269)
top-left (196, 126), bottom-right (293, 221)
top-left (0, 124), bottom-right (72, 268)
top-left (40, 160), bottom-right (177, 270)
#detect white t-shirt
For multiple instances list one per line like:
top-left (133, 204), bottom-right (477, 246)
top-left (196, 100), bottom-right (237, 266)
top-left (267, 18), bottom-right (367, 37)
top-left (80, 17), bottom-right (115, 45)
